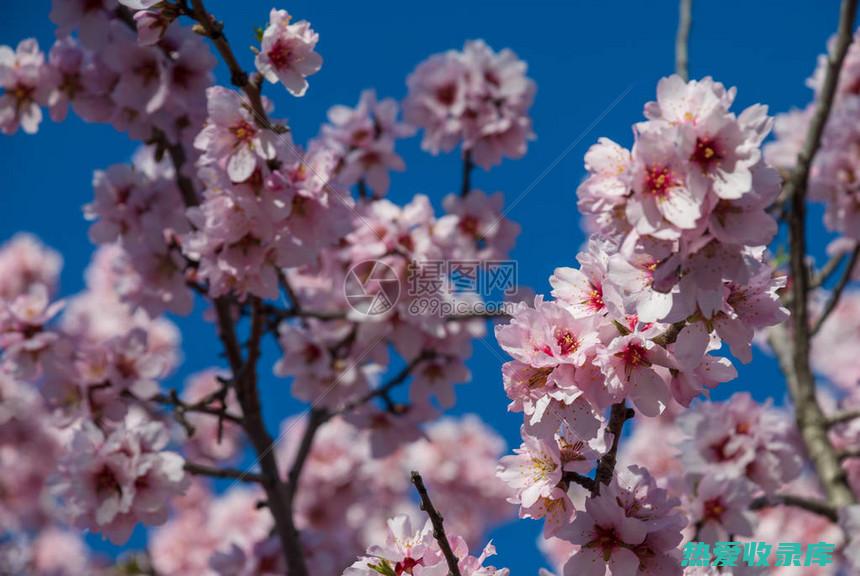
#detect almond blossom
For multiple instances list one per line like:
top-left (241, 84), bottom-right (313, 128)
top-left (255, 9), bottom-right (322, 97)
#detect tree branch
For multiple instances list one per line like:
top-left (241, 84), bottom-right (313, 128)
top-left (772, 0), bottom-right (859, 511)
top-left (812, 243), bottom-right (859, 335)
top-left (411, 471), bottom-right (462, 576)
top-left (231, 299), bottom-right (310, 576)
top-left (561, 471), bottom-right (596, 492)
top-left (827, 409), bottom-right (860, 427)
top-left (592, 402), bottom-right (634, 494)
top-left (676, 0), bottom-right (692, 81)
top-left (284, 408), bottom-right (327, 505)
top-left (336, 350), bottom-right (436, 416)
top-left (184, 461), bottom-right (265, 484)
top-left (750, 493), bottom-right (838, 522)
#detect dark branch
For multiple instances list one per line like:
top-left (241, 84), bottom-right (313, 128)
top-left (592, 402), bottom-right (634, 494)
top-left (184, 461), bottom-right (265, 484)
top-left (284, 408), bottom-right (328, 505)
top-left (411, 471), bottom-right (462, 576)
top-left (561, 471), bottom-right (596, 492)
top-left (827, 409), bottom-right (860, 427)
top-left (750, 493), bottom-right (838, 522)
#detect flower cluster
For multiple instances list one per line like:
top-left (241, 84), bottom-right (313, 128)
top-left (0, 237), bottom-right (188, 545)
top-left (344, 515), bottom-right (509, 576)
top-left (404, 40), bottom-right (536, 169)
top-left (53, 411), bottom-right (188, 544)
top-left (2, 2), bottom-right (216, 144)
top-left (560, 465), bottom-right (687, 575)
top-left (578, 76), bottom-right (785, 349)
top-left (184, 86), bottom-right (354, 299)
top-left (316, 89), bottom-right (414, 196)
top-left (492, 75), bottom-right (791, 576)
top-left (147, 415), bottom-right (511, 574)
top-left (84, 152), bottom-right (193, 316)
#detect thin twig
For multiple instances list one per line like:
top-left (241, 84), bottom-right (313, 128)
top-left (750, 493), bottom-right (838, 522)
top-left (840, 448), bottom-right (860, 460)
top-left (187, 0), bottom-right (276, 131)
top-left (411, 471), bottom-right (462, 576)
top-left (675, 0), bottom-right (692, 81)
top-left (284, 408), bottom-right (328, 505)
top-left (184, 461), bottom-right (265, 484)
top-left (147, 391), bottom-right (243, 425)
top-left (335, 350), bottom-right (436, 416)
top-left (812, 244), bottom-right (859, 335)
top-left (811, 250), bottom-right (849, 290)
top-left (460, 150), bottom-right (473, 197)
top-left (827, 409), bottom-right (860, 427)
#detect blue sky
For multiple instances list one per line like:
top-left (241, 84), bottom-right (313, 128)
top-left (1, 0), bottom-right (853, 572)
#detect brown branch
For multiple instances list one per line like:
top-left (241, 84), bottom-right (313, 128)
top-left (769, 326), bottom-right (855, 508)
top-left (812, 249), bottom-right (849, 290)
top-left (772, 0), bottom-right (859, 512)
top-left (336, 350), bottom-right (436, 415)
top-left (652, 321), bottom-right (686, 347)
top-left (411, 471), bottom-right (462, 576)
top-left (184, 461), bottom-right (265, 484)
top-left (147, 391), bottom-right (243, 425)
top-left (561, 471), bottom-right (596, 492)
top-left (750, 493), bottom-right (838, 522)
top-left (186, 0), bottom-right (277, 132)
top-left (812, 244), bottom-right (859, 335)
top-left (840, 448), bottom-right (860, 460)
top-left (231, 299), bottom-right (310, 576)
top-left (460, 150), bottom-right (473, 197)
top-left (827, 409), bottom-right (860, 427)
top-left (675, 0), bottom-right (692, 81)
top-left (284, 408), bottom-right (327, 505)
top-left (592, 402), bottom-right (634, 494)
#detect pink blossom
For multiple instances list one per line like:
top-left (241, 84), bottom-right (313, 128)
top-left (255, 9), bottom-right (322, 97)
top-left (322, 89), bottom-right (413, 196)
top-left (194, 86), bottom-right (278, 183)
top-left (677, 393), bottom-right (802, 493)
top-left (559, 466), bottom-right (685, 576)
top-left (50, 0), bottom-right (118, 50)
top-left (0, 233), bottom-right (62, 301)
top-left (53, 414), bottom-right (188, 544)
top-left (0, 39), bottom-right (49, 135)
top-left (434, 190), bottom-right (520, 260)
top-left (404, 40), bottom-right (535, 168)
top-left (684, 475), bottom-right (754, 543)
top-left (598, 331), bottom-right (676, 417)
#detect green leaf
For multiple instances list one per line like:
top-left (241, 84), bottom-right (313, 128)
top-left (368, 559), bottom-right (397, 576)
top-left (255, 26), bottom-right (264, 42)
